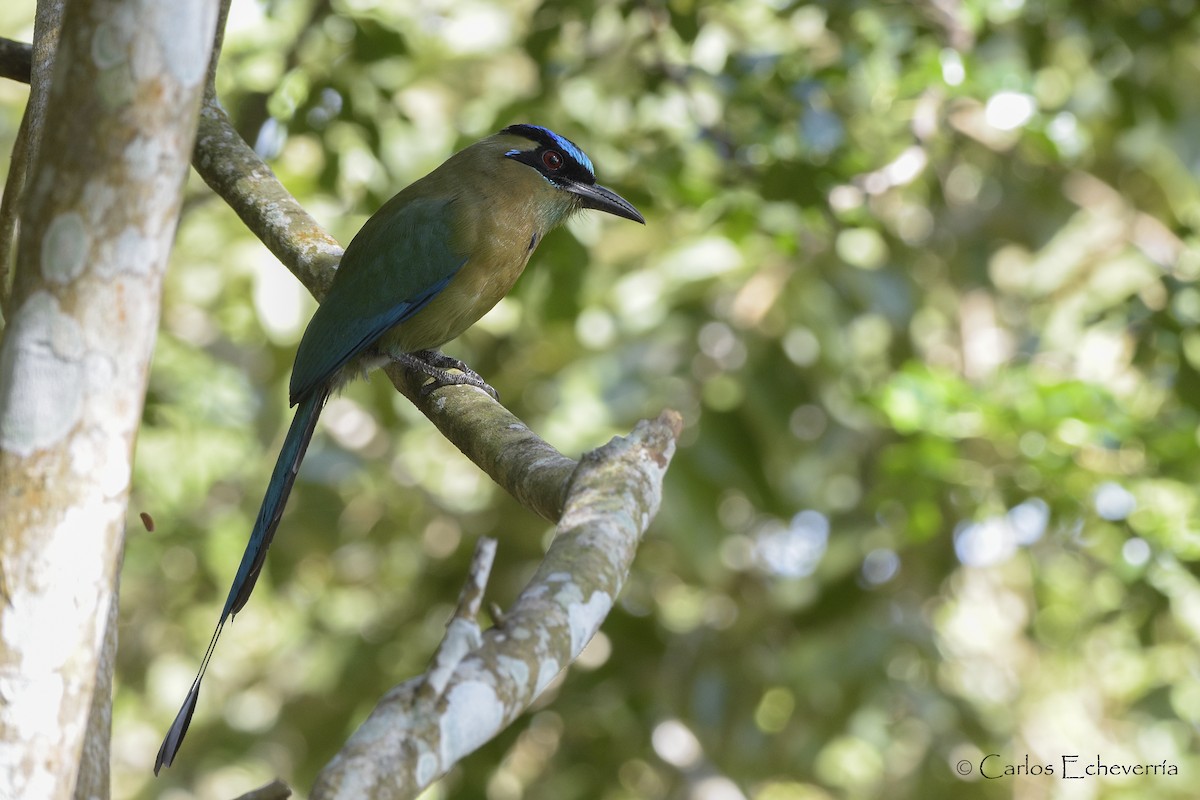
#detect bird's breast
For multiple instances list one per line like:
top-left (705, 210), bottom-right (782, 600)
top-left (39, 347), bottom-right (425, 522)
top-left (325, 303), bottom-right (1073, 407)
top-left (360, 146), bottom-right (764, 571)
top-left (382, 217), bottom-right (537, 354)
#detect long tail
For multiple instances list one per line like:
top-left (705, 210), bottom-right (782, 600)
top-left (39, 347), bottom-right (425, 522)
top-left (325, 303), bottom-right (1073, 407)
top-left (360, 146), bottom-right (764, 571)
top-left (155, 388), bottom-right (328, 775)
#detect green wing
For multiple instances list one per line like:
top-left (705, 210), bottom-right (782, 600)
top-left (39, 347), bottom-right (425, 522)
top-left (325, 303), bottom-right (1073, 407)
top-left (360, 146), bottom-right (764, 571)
top-left (289, 195), bottom-right (466, 404)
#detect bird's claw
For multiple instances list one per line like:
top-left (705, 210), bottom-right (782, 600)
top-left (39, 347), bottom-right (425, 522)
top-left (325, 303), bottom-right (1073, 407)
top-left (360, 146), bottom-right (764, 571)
top-left (396, 350), bottom-right (500, 401)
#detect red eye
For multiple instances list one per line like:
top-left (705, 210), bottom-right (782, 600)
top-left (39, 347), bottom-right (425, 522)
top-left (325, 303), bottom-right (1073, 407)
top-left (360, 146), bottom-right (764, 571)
top-left (543, 150), bottom-right (563, 170)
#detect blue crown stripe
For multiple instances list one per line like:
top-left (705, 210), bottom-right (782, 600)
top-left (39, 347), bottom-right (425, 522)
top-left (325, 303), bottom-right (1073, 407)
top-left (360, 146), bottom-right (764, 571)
top-left (502, 124), bottom-right (595, 176)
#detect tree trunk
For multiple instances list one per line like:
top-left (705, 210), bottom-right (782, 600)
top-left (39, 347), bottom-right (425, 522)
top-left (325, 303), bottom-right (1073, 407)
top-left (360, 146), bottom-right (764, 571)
top-left (0, 1), bottom-right (218, 798)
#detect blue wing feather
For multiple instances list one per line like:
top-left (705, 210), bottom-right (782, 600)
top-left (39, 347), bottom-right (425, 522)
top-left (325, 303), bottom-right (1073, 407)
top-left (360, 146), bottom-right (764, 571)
top-left (289, 196), bottom-right (466, 404)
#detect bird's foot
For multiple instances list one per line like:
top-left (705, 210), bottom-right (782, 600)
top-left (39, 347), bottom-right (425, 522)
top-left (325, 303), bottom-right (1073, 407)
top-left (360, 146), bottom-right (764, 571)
top-left (394, 350), bottom-right (499, 401)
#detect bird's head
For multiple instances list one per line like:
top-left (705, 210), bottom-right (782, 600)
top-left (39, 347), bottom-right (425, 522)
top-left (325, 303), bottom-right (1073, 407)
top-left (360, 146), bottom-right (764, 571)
top-left (498, 124), bottom-right (644, 225)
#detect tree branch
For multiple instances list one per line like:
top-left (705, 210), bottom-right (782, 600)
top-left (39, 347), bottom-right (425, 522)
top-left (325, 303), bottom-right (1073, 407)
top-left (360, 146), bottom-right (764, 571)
top-left (424, 538), bottom-right (497, 697)
top-left (311, 411), bottom-right (681, 800)
top-left (0, 37), bottom-right (32, 84)
top-left (232, 779), bottom-right (292, 800)
top-left (192, 95), bottom-right (341, 299)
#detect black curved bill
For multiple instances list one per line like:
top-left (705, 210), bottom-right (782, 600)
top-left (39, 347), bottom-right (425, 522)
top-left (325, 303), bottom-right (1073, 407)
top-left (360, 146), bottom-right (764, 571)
top-left (565, 181), bottom-right (645, 224)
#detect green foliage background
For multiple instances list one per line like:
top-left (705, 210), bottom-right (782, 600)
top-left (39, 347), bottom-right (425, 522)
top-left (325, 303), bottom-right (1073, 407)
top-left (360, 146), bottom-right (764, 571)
top-left (5, 0), bottom-right (1200, 797)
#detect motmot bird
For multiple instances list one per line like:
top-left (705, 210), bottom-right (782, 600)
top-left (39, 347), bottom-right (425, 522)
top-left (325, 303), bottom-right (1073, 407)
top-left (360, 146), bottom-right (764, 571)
top-left (154, 124), bottom-right (643, 773)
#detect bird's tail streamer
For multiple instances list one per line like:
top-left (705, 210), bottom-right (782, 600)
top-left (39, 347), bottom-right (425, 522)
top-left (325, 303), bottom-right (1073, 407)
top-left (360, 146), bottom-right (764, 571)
top-left (155, 387), bottom-right (329, 774)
